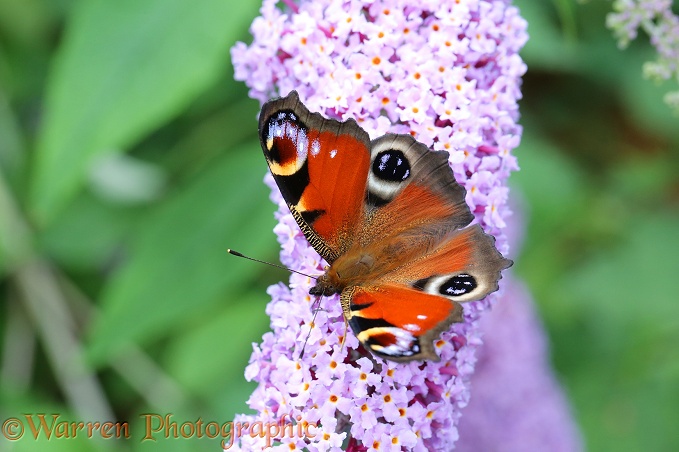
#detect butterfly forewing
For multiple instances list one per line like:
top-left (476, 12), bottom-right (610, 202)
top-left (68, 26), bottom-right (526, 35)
top-left (259, 91), bottom-right (371, 263)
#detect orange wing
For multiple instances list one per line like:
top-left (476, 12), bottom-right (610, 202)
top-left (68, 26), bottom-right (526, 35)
top-left (386, 224), bottom-right (512, 304)
top-left (342, 284), bottom-right (463, 362)
top-left (338, 223), bottom-right (511, 362)
top-left (259, 91), bottom-right (371, 262)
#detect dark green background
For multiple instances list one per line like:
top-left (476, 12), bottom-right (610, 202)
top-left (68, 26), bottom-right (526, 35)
top-left (0, 1), bottom-right (677, 450)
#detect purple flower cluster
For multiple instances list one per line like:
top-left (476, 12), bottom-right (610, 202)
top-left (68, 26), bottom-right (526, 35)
top-left (231, 0), bottom-right (527, 450)
top-left (607, 0), bottom-right (679, 108)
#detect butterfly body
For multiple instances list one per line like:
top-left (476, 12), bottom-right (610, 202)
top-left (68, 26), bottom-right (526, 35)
top-left (259, 91), bottom-right (512, 362)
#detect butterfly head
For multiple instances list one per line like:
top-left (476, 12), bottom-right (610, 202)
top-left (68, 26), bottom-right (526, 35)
top-left (309, 273), bottom-right (339, 297)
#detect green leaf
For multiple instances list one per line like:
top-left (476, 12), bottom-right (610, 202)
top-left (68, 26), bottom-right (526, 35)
top-left (0, 169), bottom-right (32, 276)
top-left (30, 0), bottom-right (258, 225)
top-left (511, 131), bottom-right (584, 225)
top-left (561, 213), bottom-right (679, 327)
top-left (554, 213), bottom-right (679, 451)
top-left (87, 142), bottom-right (278, 362)
top-left (0, 89), bottom-right (25, 189)
top-left (39, 192), bottom-right (137, 271)
top-left (162, 293), bottom-right (269, 399)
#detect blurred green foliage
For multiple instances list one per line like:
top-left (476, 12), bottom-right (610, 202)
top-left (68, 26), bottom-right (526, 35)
top-left (515, 2), bottom-right (679, 452)
top-left (0, 0), bottom-right (677, 451)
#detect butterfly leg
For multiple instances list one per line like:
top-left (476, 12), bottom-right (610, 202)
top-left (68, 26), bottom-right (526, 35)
top-left (339, 316), bottom-right (349, 354)
top-left (338, 288), bottom-right (355, 354)
top-left (298, 295), bottom-right (323, 361)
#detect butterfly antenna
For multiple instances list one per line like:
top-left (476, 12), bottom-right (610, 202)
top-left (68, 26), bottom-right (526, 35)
top-left (298, 296), bottom-right (322, 360)
top-left (227, 249), bottom-right (317, 279)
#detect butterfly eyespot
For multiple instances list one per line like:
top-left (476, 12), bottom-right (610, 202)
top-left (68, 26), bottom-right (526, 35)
top-left (261, 110), bottom-right (310, 176)
top-left (439, 274), bottom-right (477, 296)
top-left (372, 150), bottom-right (411, 182)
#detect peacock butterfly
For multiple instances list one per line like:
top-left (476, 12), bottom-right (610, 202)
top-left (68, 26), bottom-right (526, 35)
top-left (258, 90), bottom-right (512, 362)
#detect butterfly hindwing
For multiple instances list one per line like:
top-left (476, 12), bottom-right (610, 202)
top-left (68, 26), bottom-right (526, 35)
top-left (342, 225), bottom-right (511, 361)
top-left (342, 284), bottom-right (463, 362)
top-left (259, 91), bottom-right (371, 263)
top-left (389, 224), bottom-right (511, 303)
